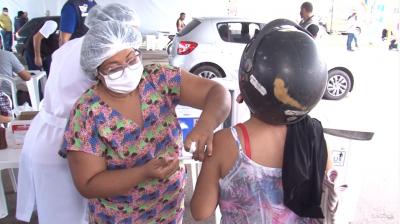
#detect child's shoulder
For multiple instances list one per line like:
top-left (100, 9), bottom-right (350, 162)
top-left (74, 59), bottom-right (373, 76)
top-left (213, 128), bottom-right (235, 144)
top-left (210, 127), bottom-right (241, 177)
top-left (210, 128), bottom-right (237, 158)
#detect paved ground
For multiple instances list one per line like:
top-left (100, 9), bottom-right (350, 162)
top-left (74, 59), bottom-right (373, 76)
top-left (309, 45), bottom-right (399, 223)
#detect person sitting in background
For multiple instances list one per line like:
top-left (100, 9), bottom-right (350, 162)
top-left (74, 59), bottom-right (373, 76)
top-left (0, 49), bottom-right (31, 105)
top-left (0, 91), bottom-right (12, 124)
top-left (240, 24), bottom-right (251, 43)
top-left (191, 19), bottom-right (332, 223)
top-left (218, 24), bottom-right (229, 41)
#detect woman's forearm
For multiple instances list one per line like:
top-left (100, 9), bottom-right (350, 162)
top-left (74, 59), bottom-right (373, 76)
top-left (78, 166), bottom-right (148, 199)
top-left (197, 84), bottom-right (231, 130)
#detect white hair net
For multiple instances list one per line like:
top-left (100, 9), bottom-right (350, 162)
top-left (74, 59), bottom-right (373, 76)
top-left (80, 20), bottom-right (143, 76)
top-left (85, 3), bottom-right (140, 28)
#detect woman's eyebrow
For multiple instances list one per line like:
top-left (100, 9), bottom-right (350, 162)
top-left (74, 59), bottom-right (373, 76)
top-left (126, 51), bottom-right (135, 60)
top-left (103, 50), bottom-right (135, 66)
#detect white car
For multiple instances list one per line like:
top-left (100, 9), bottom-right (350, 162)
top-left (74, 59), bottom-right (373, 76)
top-left (169, 17), bottom-right (354, 100)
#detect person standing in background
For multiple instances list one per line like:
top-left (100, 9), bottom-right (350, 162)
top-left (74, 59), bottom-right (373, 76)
top-left (346, 12), bottom-right (359, 51)
top-left (299, 2), bottom-right (320, 39)
top-left (176, 12), bottom-right (186, 32)
top-left (59, 0), bottom-right (97, 46)
top-left (14, 11), bottom-right (28, 38)
top-left (24, 20), bottom-right (58, 77)
top-left (0, 49), bottom-right (31, 104)
top-left (0, 8), bottom-right (13, 51)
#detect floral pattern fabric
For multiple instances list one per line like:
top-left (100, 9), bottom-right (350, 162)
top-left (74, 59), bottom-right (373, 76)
top-left (62, 64), bottom-right (186, 224)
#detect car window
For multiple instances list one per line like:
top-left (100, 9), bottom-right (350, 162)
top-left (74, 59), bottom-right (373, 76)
top-left (217, 22), bottom-right (261, 44)
top-left (178, 19), bottom-right (201, 37)
top-left (248, 23), bottom-right (260, 39)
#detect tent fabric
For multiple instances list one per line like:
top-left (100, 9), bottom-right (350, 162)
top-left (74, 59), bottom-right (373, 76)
top-left (0, 0), bottom-right (304, 35)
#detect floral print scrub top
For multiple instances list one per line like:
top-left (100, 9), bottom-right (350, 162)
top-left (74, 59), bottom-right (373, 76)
top-left (61, 64), bottom-right (186, 224)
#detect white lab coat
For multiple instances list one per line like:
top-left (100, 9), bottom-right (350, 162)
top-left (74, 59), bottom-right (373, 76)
top-left (16, 37), bottom-right (96, 224)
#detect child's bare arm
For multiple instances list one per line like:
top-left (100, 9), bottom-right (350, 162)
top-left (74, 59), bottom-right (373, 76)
top-left (190, 131), bottom-right (225, 221)
top-left (326, 147), bottom-right (333, 171)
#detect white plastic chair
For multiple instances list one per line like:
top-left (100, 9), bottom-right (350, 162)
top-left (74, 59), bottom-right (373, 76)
top-left (0, 93), bottom-right (21, 218)
top-left (0, 150), bottom-right (20, 218)
top-left (0, 70), bottom-right (47, 112)
top-left (0, 128), bottom-right (20, 218)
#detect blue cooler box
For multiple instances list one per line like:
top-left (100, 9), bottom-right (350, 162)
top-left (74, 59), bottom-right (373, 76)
top-left (176, 105), bottom-right (202, 141)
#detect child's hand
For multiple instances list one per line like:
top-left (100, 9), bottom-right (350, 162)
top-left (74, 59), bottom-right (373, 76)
top-left (144, 157), bottom-right (179, 179)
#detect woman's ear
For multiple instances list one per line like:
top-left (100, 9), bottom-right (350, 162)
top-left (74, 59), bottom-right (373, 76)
top-left (94, 69), bottom-right (104, 82)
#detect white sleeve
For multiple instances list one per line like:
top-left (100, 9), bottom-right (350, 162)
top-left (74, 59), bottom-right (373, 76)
top-left (39, 20), bottom-right (58, 38)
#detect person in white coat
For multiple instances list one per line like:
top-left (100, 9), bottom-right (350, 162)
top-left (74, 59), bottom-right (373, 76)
top-left (16, 4), bottom-right (141, 223)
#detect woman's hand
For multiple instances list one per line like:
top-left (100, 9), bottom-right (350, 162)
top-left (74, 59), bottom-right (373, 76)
top-left (143, 157), bottom-right (179, 179)
top-left (184, 123), bottom-right (214, 161)
top-left (179, 69), bottom-right (231, 161)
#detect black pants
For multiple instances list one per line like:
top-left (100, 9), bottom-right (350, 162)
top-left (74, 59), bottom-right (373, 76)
top-left (24, 50), bottom-right (52, 76)
top-left (24, 50), bottom-right (52, 100)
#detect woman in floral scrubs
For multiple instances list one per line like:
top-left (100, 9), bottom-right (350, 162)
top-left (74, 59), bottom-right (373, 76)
top-left (61, 8), bottom-right (230, 224)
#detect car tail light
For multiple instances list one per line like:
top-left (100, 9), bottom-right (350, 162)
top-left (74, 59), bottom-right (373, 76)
top-left (177, 41), bottom-right (198, 55)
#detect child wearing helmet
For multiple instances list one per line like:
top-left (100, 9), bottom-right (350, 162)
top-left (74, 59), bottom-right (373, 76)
top-left (191, 19), bottom-right (332, 223)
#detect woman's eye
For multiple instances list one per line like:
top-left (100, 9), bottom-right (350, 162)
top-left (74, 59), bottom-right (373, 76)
top-left (109, 67), bottom-right (123, 74)
top-left (128, 58), bottom-right (138, 65)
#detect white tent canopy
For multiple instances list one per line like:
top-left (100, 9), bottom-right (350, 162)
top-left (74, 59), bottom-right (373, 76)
top-left (1, 0), bottom-right (309, 35)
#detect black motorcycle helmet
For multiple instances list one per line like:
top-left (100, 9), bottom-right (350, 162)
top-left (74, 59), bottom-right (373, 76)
top-left (239, 19), bottom-right (327, 125)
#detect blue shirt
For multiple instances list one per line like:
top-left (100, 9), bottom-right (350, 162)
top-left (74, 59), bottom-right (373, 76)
top-left (60, 0), bottom-right (96, 34)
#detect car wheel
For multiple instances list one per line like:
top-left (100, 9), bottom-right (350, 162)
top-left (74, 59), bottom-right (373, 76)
top-left (193, 65), bottom-right (222, 79)
top-left (324, 69), bottom-right (351, 100)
